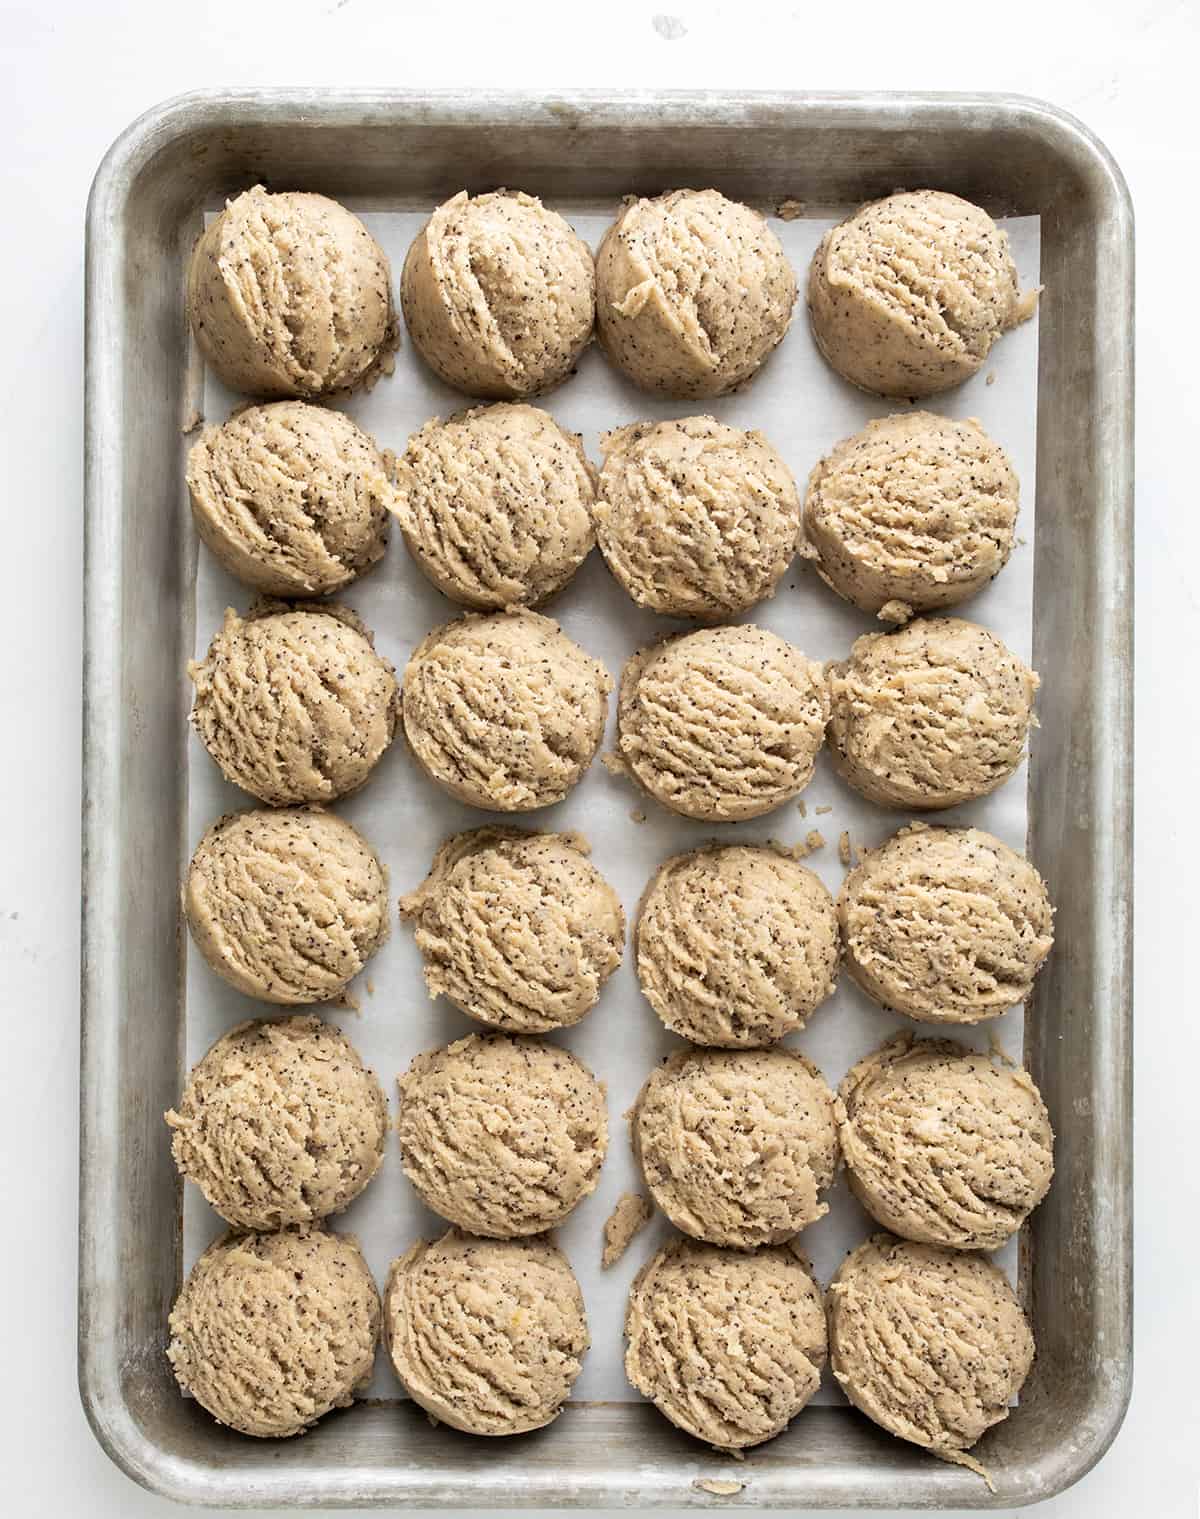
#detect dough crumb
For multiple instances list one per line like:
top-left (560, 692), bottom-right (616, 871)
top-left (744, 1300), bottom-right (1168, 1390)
top-left (366, 979), bottom-right (375, 997)
top-left (838, 830), bottom-right (856, 867)
top-left (877, 599), bottom-right (914, 625)
top-left (986, 371), bottom-right (997, 386)
top-left (797, 799), bottom-right (807, 818)
top-left (815, 804), bottom-right (832, 815)
top-left (693, 1477), bottom-right (746, 1496)
top-left (776, 198), bottom-right (805, 221)
top-left (602, 1192), bottom-right (653, 1268)
top-left (181, 406), bottom-right (204, 435)
top-left (602, 751), bottom-right (626, 777)
top-left (629, 808), bottom-right (647, 824)
top-left (806, 829), bottom-right (825, 853)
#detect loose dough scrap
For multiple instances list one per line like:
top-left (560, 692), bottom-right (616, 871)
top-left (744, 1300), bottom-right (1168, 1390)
top-left (602, 1192), bottom-right (653, 1268)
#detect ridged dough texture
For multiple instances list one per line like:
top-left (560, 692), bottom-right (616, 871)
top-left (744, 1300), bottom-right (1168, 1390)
top-left (616, 625), bottom-right (828, 820)
top-left (189, 604), bottom-right (399, 805)
top-left (828, 1235), bottom-right (1034, 1467)
top-left (802, 411), bottom-right (1018, 621)
top-left (402, 609), bottom-right (611, 811)
top-left (837, 1034), bottom-right (1054, 1251)
top-left (399, 827), bottom-right (625, 1033)
top-left (184, 807), bottom-right (389, 1006)
top-left (391, 403), bottom-right (595, 608)
top-left (385, 1228), bottom-right (588, 1435)
top-left (597, 189), bottom-right (796, 398)
top-left (595, 416), bottom-right (800, 618)
top-left (827, 617), bottom-right (1037, 809)
top-left (625, 1237), bottom-right (827, 1450)
top-left (167, 1225), bottom-right (381, 1438)
top-left (401, 190), bottom-right (595, 399)
top-left (186, 186), bottom-right (395, 399)
top-left (186, 401), bottom-right (392, 597)
top-left (807, 190), bottom-right (1034, 398)
top-left (633, 1047), bottom-right (838, 1247)
top-left (166, 1015), bottom-right (388, 1230)
top-left (396, 1033), bottom-right (608, 1237)
top-left (838, 824), bottom-right (1054, 1023)
top-left (636, 845), bottom-right (839, 1046)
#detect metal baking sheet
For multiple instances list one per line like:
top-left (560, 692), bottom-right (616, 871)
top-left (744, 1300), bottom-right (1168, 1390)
top-left (81, 90), bottom-right (1133, 1509)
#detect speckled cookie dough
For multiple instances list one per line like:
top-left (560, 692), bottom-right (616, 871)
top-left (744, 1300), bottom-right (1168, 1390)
top-left (802, 412), bottom-right (1019, 621)
top-left (186, 402), bottom-right (392, 597)
top-left (594, 416), bottom-right (800, 619)
top-left (625, 1237), bottom-right (827, 1450)
top-left (633, 1047), bottom-right (838, 1247)
top-left (186, 186), bottom-right (395, 399)
top-left (402, 609), bottom-right (611, 811)
top-left (597, 189), bottom-right (797, 398)
top-left (167, 1225), bottom-right (381, 1439)
top-left (827, 617), bottom-right (1037, 809)
top-left (838, 824), bottom-right (1054, 1022)
top-left (385, 1229), bottom-right (589, 1436)
top-left (391, 403), bottom-right (595, 608)
top-left (184, 807), bottom-right (389, 1005)
top-left (401, 190), bottom-right (594, 399)
top-left (166, 1016), bottom-right (388, 1230)
top-left (837, 1033), bottom-right (1054, 1250)
top-left (399, 827), bottom-right (625, 1033)
top-left (189, 603), bottom-right (399, 805)
top-left (635, 845), bottom-right (839, 1046)
top-left (807, 190), bottom-right (1036, 398)
top-left (602, 1192), bottom-right (653, 1268)
top-left (828, 1234), bottom-right (1034, 1477)
top-left (396, 1033), bottom-right (608, 1238)
top-left (614, 625), bottom-right (828, 820)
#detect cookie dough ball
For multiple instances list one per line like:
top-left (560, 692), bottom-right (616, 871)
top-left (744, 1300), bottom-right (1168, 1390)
top-left (385, 1229), bottom-right (588, 1435)
top-left (633, 1048), bottom-right (838, 1247)
top-left (184, 808), bottom-right (389, 1005)
top-left (828, 1235), bottom-right (1034, 1469)
top-left (636, 845), bottom-right (838, 1047)
top-left (187, 186), bottom-right (394, 399)
top-left (401, 190), bottom-right (594, 399)
top-left (808, 190), bottom-right (1034, 398)
top-left (839, 824), bottom-right (1054, 1022)
top-left (167, 1225), bottom-right (380, 1438)
top-left (190, 604), bottom-right (399, 805)
top-left (166, 1016), bottom-right (388, 1230)
top-left (827, 618), bottom-right (1037, 810)
top-left (402, 610), bottom-right (610, 811)
top-left (625, 1237), bottom-right (826, 1450)
top-left (186, 402), bottom-right (392, 597)
top-left (595, 416), bottom-right (800, 619)
top-left (400, 827), bottom-right (624, 1033)
top-left (597, 189), bottom-right (796, 398)
top-left (615, 625), bottom-right (827, 820)
top-left (391, 403), bottom-right (595, 609)
top-left (397, 1033), bottom-right (608, 1237)
top-left (803, 412), bottom-right (1019, 621)
top-left (837, 1034), bottom-right (1054, 1251)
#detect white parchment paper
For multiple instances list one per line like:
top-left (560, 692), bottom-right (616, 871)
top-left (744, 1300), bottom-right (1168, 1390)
top-left (185, 210), bottom-right (1041, 1405)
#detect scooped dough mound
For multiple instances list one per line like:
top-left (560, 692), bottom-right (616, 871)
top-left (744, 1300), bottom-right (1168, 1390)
top-left (190, 604), bottom-right (399, 805)
top-left (187, 186), bottom-right (395, 399)
top-left (827, 617), bottom-right (1037, 809)
top-left (399, 827), bottom-right (625, 1033)
top-left (401, 190), bottom-right (595, 399)
top-left (807, 190), bottom-right (1034, 398)
top-left (636, 845), bottom-right (839, 1046)
top-left (633, 1048), bottom-right (838, 1247)
top-left (595, 416), bottom-right (800, 618)
top-left (391, 403), bottom-right (595, 608)
top-left (616, 625), bottom-right (828, 820)
top-left (838, 824), bottom-right (1054, 1022)
top-left (166, 1016), bottom-right (388, 1230)
top-left (186, 402), bottom-right (392, 597)
top-left (184, 807), bottom-right (389, 1005)
top-left (385, 1229), bottom-right (588, 1436)
top-left (828, 1234), bottom-right (1034, 1466)
top-left (625, 1237), bottom-right (827, 1450)
top-left (803, 412), bottom-right (1019, 619)
top-left (402, 609), bottom-right (611, 811)
top-left (397, 1033), bottom-right (608, 1237)
top-left (597, 189), bottom-right (797, 398)
top-left (167, 1225), bottom-right (380, 1438)
top-left (837, 1034), bottom-right (1054, 1250)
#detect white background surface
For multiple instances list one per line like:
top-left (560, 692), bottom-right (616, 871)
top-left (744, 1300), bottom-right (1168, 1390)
top-left (0, 0), bottom-right (1195, 1515)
